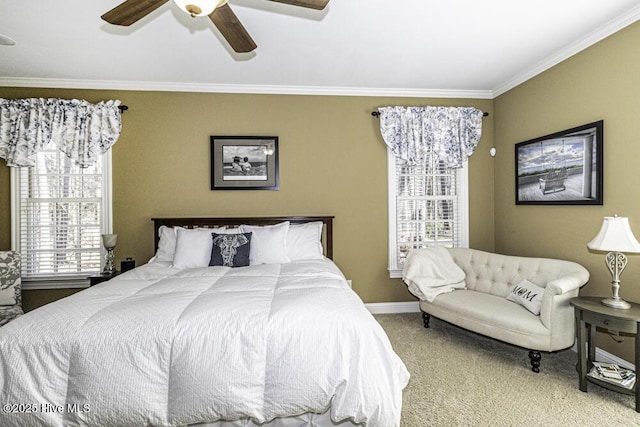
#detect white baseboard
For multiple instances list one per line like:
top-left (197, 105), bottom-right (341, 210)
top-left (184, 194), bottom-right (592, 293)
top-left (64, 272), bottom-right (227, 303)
top-left (366, 301), bottom-right (420, 314)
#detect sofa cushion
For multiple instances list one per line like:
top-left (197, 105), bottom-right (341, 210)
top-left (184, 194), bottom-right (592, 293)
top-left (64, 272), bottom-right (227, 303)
top-left (420, 290), bottom-right (553, 351)
top-left (506, 279), bottom-right (544, 315)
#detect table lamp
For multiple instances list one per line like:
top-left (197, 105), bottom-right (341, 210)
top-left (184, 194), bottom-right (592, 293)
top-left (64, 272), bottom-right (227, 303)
top-left (587, 216), bottom-right (640, 309)
top-left (101, 233), bottom-right (118, 274)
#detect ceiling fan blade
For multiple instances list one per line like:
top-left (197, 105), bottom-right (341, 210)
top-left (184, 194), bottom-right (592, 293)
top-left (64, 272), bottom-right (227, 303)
top-left (266, 0), bottom-right (329, 10)
top-left (209, 4), bottom-right (257, 53)
top-left (101, 0), bottom-right (170, 26)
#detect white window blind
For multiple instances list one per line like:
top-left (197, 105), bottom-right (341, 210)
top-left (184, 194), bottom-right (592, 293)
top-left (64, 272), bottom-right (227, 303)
top-left (388, 150), bottom-right (468, 278)
top-left (11, 143), bottom-right (112, 284)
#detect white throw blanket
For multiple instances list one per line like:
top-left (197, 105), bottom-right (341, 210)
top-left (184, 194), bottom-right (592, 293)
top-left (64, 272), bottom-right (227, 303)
top-left (0, 259), bottom-right (409, 427)
top-left (402, 246), bottom-right (466, 301)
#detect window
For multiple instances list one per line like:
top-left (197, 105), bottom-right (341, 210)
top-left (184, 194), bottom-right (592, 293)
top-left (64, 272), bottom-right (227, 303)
top-left (387, 149), bottom-right (469, 278)
top-left (11, 143), bottom-right (112, 288)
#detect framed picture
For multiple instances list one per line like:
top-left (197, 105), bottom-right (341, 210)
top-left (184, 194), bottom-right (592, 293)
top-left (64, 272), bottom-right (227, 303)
top-left (515, 120), bottom-right (603, 205)
top-left (210, 136), bottom-right (279, 190)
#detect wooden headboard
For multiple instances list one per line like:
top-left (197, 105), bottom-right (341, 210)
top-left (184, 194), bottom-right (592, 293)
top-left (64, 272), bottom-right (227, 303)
top-left (151, 216), bottom-right (335, 259)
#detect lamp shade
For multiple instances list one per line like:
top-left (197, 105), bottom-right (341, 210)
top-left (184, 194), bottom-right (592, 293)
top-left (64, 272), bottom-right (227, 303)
top-left (101, 234), bottom-right (118, 249)
top-left (173, 0), bottom-right (227, 16)
top-left (587, 216), bottom-right (640, 253)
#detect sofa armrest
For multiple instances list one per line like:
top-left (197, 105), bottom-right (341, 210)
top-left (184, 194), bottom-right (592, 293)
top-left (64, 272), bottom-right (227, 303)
top-left (545, 275), bottom-right (586, 296)
top-left (540, 272), bottom-right (589, 338)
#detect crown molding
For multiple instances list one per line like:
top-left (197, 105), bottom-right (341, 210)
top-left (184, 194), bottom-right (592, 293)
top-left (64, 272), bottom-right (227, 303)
top-left (492, 4), bottom-right (640, 97)
top-left (3, 4), bottom-right (639, 101)
top-left (0, 77), bottom-right (494, 100)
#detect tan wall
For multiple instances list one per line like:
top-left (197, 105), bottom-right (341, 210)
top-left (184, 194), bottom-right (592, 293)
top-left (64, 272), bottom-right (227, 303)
top-left (494, 21), bottom-right (640, 362)
top-left (0, 88), bottom-right (495, 308)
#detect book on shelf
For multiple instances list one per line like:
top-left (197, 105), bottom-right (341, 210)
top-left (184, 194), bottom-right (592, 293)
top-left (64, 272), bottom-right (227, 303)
top-left (588, 362), bottom-right (636, 389)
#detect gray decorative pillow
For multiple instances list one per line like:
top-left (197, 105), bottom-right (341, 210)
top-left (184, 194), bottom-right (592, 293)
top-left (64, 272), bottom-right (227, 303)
top-left (0, 251), bottom-right (21, 306)
top-left (210, 232), bottom-right (252, 267)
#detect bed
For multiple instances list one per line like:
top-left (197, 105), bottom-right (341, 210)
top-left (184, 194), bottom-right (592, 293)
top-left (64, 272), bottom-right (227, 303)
top-left (0, 216), bottom-right (409, 427)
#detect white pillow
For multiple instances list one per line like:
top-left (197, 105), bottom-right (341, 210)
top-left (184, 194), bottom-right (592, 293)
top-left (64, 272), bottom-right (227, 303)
top-left (151, 225), bottom-right (178, 263)
top-left (506, 279), bottom-right (545, 315)
top-left (172, 227), bottom-right (227, 269)
top-left (240, 222), bottom-right (291, 265)
top-left (287, 222), bottom-right (324, 261)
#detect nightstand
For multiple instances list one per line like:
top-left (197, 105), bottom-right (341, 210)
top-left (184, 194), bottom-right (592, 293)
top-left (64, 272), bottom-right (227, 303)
top-left (570, 296), bottom-right (640, 412)
top-left (88, 271), bottom-right (119, 286)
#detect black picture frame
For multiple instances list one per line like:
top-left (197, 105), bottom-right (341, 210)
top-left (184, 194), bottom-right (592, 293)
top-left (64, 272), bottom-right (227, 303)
top-left (515, 121), bottom-right (603, 205)
top-left (210, 136), bottom-right (279, 190)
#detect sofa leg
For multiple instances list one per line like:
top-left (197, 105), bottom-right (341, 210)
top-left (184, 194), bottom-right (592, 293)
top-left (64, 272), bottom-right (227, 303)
top-left (529, 350), bottom-right (541, 373)
top-left (421, 311), bottom-right (430, 328)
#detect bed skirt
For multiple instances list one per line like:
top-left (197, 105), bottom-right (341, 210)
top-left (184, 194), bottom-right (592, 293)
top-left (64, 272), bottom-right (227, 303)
top-left (193, 407), bottom-right (361, 426)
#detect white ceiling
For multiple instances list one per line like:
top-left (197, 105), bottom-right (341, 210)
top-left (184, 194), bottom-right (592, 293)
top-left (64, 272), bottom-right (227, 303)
top-left (1, 0), bottom-right (640, 99)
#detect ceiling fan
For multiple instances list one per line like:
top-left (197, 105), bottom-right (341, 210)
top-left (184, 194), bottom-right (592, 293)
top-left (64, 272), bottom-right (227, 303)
top-left (101, 0), bottom-right (329, 53)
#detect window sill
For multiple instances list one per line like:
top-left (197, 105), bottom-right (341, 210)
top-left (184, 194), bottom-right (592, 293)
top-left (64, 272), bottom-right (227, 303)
top-left (389, 268), bottom-right (403, 279)
top-left (22, 278), bottom-right (90, 290)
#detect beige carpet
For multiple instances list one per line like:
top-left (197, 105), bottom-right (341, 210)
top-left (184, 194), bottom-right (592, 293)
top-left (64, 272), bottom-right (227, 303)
top-left (374, 313), bottom-right (639, 427)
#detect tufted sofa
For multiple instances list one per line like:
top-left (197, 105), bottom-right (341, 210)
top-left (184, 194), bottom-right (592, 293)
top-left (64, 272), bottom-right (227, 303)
top-left (418, 248), bottom-right (590, 372)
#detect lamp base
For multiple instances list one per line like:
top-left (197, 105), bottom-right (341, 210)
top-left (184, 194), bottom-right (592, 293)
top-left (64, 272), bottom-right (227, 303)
top-left (103, 247), bottom-right (115, 274)
top-left (601, 297), bottom-right (631, 310)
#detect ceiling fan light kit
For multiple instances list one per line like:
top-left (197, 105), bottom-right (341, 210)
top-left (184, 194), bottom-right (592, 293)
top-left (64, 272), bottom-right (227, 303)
top-left (173, 0), bottom-right (228, 17)
top-left (101, 0), bottom-right (329, 53)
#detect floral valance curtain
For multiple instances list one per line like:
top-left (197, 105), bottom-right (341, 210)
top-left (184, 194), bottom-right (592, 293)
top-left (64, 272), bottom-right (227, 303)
top-left (378, 106), bottom-right (483, 168)
top-left (0, 98), bottom-right (122, 168)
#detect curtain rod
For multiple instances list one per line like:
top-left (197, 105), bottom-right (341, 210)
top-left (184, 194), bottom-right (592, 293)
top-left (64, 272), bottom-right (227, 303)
top-left (371, 110), bottom-right (488, 118)
top-left (118, 105), bottom-right (128, 113)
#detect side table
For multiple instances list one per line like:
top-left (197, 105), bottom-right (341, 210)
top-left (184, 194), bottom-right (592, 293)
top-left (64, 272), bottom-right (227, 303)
top-left (570, 296), bottom-right (640, 412)
top-left (88, 271), bottom-right (120, 286)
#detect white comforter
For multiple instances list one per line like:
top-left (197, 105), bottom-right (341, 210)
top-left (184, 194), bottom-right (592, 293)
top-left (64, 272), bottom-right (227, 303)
top-left (0, 259), bottom-right (409, 427)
